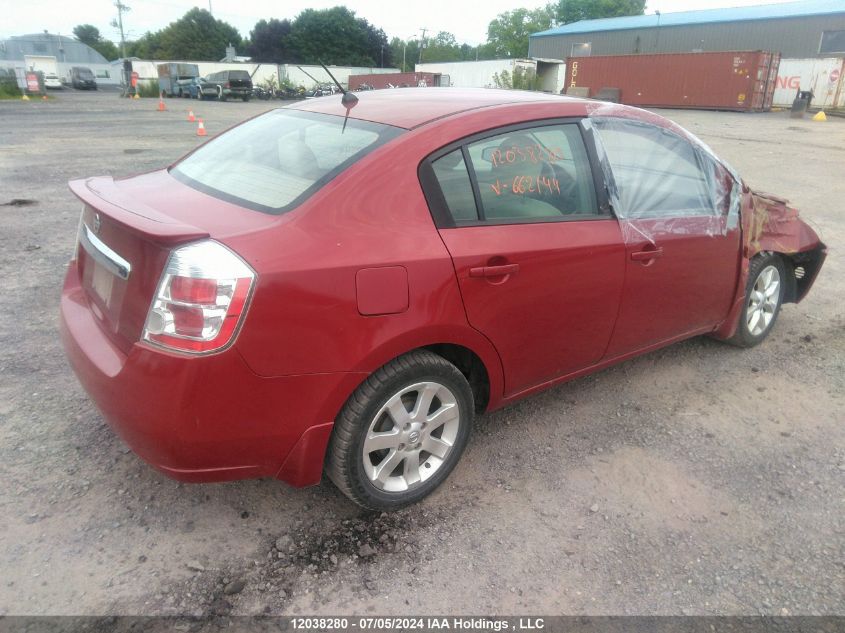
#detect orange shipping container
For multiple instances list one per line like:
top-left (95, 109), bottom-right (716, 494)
top-left (566, 51), bottom-right (781, 111)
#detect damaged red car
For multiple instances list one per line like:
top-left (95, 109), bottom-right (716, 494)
top-left (60, 89), bottom-right (826, 510)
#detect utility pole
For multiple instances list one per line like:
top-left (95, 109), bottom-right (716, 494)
top-left (208, 0), bottom-right (213, 15)
top-left (418, 27), bottom-right (427, 64)
top-left (112, 0), bottom-right (130, 59)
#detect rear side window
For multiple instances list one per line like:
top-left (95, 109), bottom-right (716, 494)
top-left (171, 110), bottom-right (403, 214)
top-left (431, 150), bottom-right (478, 222)
top-left (593, 119), bottom-right (714, 218)
top-left (427, 123), bottom-right (598, 225)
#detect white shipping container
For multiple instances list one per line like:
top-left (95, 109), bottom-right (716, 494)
top-left (773, 57), bottom-right (845, 109)
top-left (416, 59), bottom-right (565, 93)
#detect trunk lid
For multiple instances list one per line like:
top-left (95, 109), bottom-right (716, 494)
top-left (68, 171), bottom-right (273, 354)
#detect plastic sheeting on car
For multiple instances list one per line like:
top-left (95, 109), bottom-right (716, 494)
top-left (581, 104), bottom-right (740, 246)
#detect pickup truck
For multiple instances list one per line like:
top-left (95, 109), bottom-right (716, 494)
top-left (200, 70), bottom-right (252, 101)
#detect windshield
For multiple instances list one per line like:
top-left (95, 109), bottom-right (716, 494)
top-left (171, 109), bottom-right (403, 214)
top-left (78, 69), bottom-right (93, 78)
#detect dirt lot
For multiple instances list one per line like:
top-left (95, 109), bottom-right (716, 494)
top-left (0, 91), bottom-right (842, 617)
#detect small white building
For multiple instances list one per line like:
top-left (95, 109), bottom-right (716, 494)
top-left (0, 33), bottom-right (119, 88)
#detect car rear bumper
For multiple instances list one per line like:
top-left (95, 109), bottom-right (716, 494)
top-left (60, 263), bottom-right (364, 486)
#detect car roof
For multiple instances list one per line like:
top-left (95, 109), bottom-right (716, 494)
top-left (286, 87), bottom-right (592, 129)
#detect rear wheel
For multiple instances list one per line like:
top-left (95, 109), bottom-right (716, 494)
top-left (728, 253), bottom-right (786, 347)
top-left (326, 350), bottom-right (473, 511)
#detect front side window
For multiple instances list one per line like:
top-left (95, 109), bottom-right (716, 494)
top-left (429, 123), bottom-right (598, 225)
top-left (593, 119), bottom-right (714, 219)
top-left (171, 109), bottom-right (403, 214)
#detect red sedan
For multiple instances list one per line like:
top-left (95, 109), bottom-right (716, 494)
top-left (60, 89), bottom-right (826, 510)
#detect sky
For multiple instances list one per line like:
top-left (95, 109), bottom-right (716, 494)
top-left (1, 0), bottom-right (804, 47)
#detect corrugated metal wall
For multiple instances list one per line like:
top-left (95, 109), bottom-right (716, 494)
top-left (529, 14), bottom-right (845, 60)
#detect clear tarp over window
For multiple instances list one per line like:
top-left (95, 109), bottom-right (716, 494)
top-left (582, 104), bottom-right (741, 242)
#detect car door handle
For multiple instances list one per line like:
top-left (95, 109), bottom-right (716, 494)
top-left (469, 264), bottom-right (520, 278)
top-left (630, 247), bottom-right (664, 262)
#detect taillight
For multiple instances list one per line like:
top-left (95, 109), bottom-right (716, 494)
top-left (142, 241), bottom-right (255, 354)
top-left (224, 82), bottom-right (230, 88)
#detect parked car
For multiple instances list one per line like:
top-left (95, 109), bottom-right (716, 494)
top-left (174, 76), bottom-right (196, 98)
top-left (70, 66), bottom-right (97, 90)
top-left (61, 89), bottom-right (826, 511)
top-left (182, 76), bottom-right (208, 100)
top-left (200, 70), bottom-right (252, 101)
top-left (44, 72), bottom-right (62, 89)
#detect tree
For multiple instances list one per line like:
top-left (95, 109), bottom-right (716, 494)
top-left (287, 6), bottom-right (388, 66)
top-left (125, 31), bottom-right (163, 59)
top-left (419, 31), bottom-right (459, 63)
top-left (72, 24), bottom-right (119, 61)
top-left (247, 18), bottom-right (292, 63)
top-left (486, 7), bottom-right (554, 58)
top-left (154, 8), bottom-right (242, 60)
top-left (390, 36), bottom-right (419, 72)
top-left (554, 0), bottom-right (646, 25)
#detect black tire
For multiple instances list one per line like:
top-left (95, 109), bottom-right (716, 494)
top-left (242, 95), bottom-right (251, 102)
top-left (326, 350), bottom-right (473, 511)
top-left (727, 253), bottom-right (787, 348)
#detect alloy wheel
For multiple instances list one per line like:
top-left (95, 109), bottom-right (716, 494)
top-left (362, 381), bottom-right (461, 493)
top-left (746, 264), bottom-right (781, 337)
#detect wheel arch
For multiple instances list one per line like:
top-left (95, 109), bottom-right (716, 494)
top-left (275, 330), bottom-right (504, 488)
top-left (350, 326), bottom-right (505, 414)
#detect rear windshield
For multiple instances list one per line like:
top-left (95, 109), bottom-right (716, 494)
top-left (171, 109), bottom-right (403, 214)
top-left (228, 71), bottom-right (251, 81)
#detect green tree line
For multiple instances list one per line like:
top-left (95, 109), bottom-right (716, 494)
top-left (73, 0), bottom-right (645, 66)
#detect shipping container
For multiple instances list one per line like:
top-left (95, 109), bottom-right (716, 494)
top-left (565, 51), bottom-right (781, 111)
top-left (348, 72), bottom-right (445, 90)
top-left (773, 57), bottom-right (845, 109)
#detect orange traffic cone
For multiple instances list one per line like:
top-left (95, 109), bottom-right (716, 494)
top-left (157, 95), bottom-right (166, 111)
top-left (196, 119), bottom-right (207, 137)
top-left (187, 110), bottom-right (195, 122)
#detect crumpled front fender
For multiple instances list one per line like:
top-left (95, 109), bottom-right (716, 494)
top-left (743, 189), bottom-right (822, 258)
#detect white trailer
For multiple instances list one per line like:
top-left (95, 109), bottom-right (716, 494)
top-left (415, 58), bottom-right (566, 93)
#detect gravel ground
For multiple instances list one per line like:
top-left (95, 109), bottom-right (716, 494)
top-left (0, 91), bottom-right (842, 617)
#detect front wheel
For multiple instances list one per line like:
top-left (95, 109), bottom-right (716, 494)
top-left (728, 253), bottom-right (787, 347)
top-left (326, 350), bottom-right (473, 511)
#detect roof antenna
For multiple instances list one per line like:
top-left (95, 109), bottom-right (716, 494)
top-left (319, 60), bottom-right (358, 133)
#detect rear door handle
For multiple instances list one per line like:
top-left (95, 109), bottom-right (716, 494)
top-left (469, 264), bottom-right (520, 278)
top-left (630, 247), bottom-right (664, 262)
